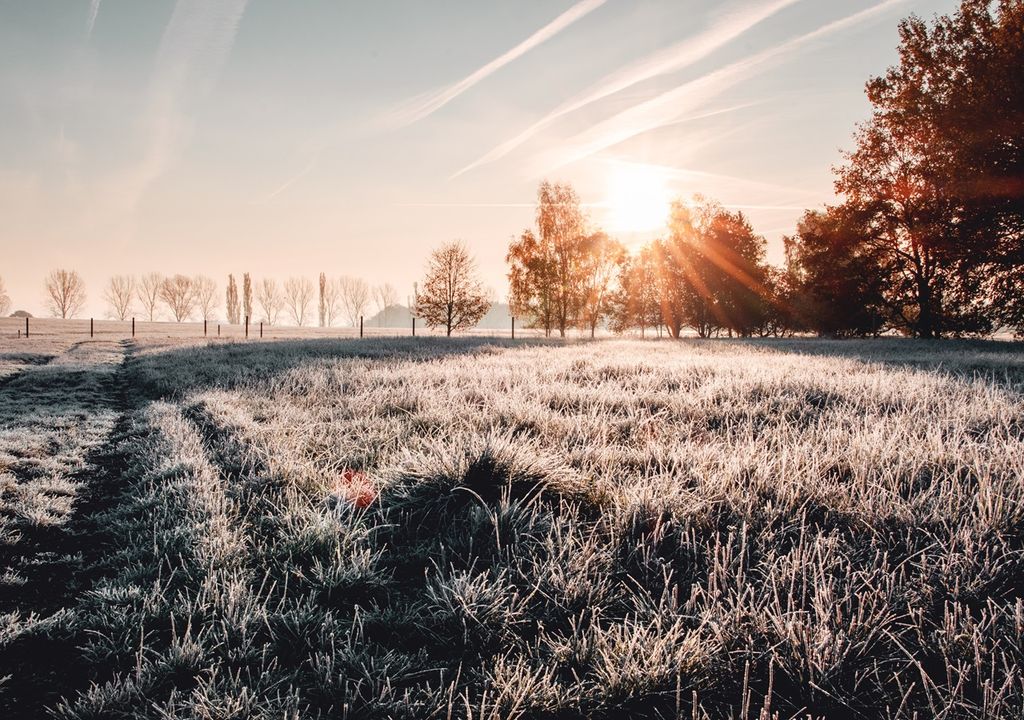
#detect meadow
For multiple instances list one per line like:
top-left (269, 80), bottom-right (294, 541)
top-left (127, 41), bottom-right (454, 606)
top-left (1, 332), bottom-right (1023, 718)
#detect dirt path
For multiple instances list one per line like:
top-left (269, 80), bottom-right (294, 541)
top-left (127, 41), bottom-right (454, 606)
top-left (0, 339), bottom-right (131, 715)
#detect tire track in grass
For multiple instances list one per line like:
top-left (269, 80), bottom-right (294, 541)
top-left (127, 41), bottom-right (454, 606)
top-left (0, 340), bottom-right (131, 716)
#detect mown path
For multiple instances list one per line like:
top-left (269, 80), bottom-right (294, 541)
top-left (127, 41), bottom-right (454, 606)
top-left (0, 340), bottom-right (132, 716)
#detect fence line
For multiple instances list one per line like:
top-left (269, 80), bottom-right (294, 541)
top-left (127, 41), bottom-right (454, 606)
top-left (0, 316), bottom-right (580, 341)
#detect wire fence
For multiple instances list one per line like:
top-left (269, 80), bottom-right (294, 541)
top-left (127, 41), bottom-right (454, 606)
top-left (0, 316), bottom-right (565, 341)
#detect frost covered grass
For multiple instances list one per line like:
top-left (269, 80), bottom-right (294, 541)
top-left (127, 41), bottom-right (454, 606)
top-left (3, 336), bottom-right (1024, 718)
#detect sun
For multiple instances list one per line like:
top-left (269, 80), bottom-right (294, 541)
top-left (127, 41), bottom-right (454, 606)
top-left (604, 163), bottom-right (672, 234)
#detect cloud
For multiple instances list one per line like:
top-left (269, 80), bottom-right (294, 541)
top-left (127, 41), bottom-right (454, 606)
top-left (86, 0), bottom-right (102, 36)
top-left (116, 0), bottom-right (248, 210)
top-left (388, 0), bottom-right (607, 129)
top-left (531, 0), bottom-right (910, 174)
top-left (454, 0), bottom-right (803, 177)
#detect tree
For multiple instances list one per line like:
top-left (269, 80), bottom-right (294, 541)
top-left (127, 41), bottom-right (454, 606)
top-left (45, 269), bottom-right (87, 319)
top-left (338, 276), bottom-right (370, 327)
top-left (243, 273), bottom-right (253, 323)
top-left (284, 277), bottom-right (314, 326)
top-left (507, 181), bottom-right (590, 337)
top-left (613, 244), bottom-right (661, 336)
top-left (193, 276), bottom-right (218, 322)
top-left (700, 205), bottom-right (771, 337)
top-left (104, 275), bottom-right (135, 321)
top-left (159, 275), bottom-right (196, 322)
top-left (324, 278), bottom-right (344, 326)
top-left (827, 0), bottom-right (1024, 337)
top-left (416, 241), bottom-right (491, 336)
top-left (318, 273), bottom-right (327, 327)
top-left (255, 278), bottom-right (283, 324)
top-left (0, 277), bottom-right (10, 317)
top-left (226, 275), bottom-right (241, 324)
top-left (578, 232), bottom-right (625, 338)
top-left (653, 201), bottom-right (713, 338)
top-left (373, 283), bottom-right (398, 327)
top-left (785, 208), bottom-right (888, 337)
top-left (137, 273), bottom-right (163, 321)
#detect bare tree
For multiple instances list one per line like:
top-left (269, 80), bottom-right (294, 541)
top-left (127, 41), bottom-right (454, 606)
top-left (136, 273), bottom-right (163, 321)
top-left (283, 277), bottom-right (314, 326)
top-left (104, 275), bottom-right (135, 321)
top-left (45, 269), bottom-right (87, 319)
top-left (0, 277), bottom-right (10, 317)
top-left (193, 276), bottom-right (218, 322)
top-left (243, 272), bottom-right (253, 322)
top-left (415, 241), bottom-right (491, 336)
top-left (159, 274), bottom-right (196, 322)
top-left (226, 274), bottom-right (240, 324)
top-left (338, 276), bottom-right (370, 327)
top-left (324, 278), bottom-right (344, 326)
top-left (255, 278), bottom-right (283, 324)
top-left (373, 282), bottom-right (398, 327)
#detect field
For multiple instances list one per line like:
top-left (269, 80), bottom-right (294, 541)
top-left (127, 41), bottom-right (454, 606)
top-left (1, 333), bottom-right (1023, 719)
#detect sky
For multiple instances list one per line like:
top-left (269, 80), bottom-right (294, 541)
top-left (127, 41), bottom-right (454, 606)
top-left (0, 0), bottom-right (956, 318)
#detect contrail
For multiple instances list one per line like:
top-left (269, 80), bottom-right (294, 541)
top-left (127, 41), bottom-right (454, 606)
top-left (533, 0), bottom-right (910, 174)
top-left (388, 0), bottom-right (607, 128)
top-left (124, 0), bottom-right (248, 207)
top-left (86, 0), bottom-right (102, 36)
top-left (454, 0), bottom-right (803, 177)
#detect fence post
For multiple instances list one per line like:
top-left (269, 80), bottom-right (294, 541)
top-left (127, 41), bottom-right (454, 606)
top-left (217, 324), bottom-right (221, 337)
top-left (511, 316), bottom-right (515, 340)
top-left (132, 317), bottom-right (135, 338)
top-left (25, 317), bottom-right (29, 338)
top-left (360, 316), bottom-right (363, 338)
top-left (260, 322), bottom-right (263, 339)
top-left (245, 315), bottom-right (249, 339)
top-left (204, 319), bottom-right (208, 337)
top-left (412, 317), bottom-right (416, 337)
top-left (90, 318), bottom-right (94, 338)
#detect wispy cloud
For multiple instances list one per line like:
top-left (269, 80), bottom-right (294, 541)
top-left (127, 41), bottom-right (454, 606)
top-left (454, 0), bottom-right (803, 177)
top-left (388, 0), bottom-right (607, 129)
top-left (116, 0), bottom-right (248, 209)
top-left (86, 0), bottom-right (102, 36)
top-left (531, 0), bottom-right (910, 174)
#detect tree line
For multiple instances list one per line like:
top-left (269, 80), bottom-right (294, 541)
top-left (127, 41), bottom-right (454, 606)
top-left (509, 0), bottom-right (1023, 339)
top-left (25, 269), bottom-right (399, 328)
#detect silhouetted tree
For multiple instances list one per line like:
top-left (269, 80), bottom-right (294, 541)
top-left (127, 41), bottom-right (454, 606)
top-left (416, 241), bottom-right (491, 336)
top-left (137, 273), bottom-right (162, 321)
top-left (226, 274), bottom-right (241, 324)
top-left (104, 275), bottom-right (135, 321)
top-left (159, 275), bottom-right (196, 322)
top-left (193, 276), bottom-right (218, 322)
top-left (785, 208), bottom-right (887, 337)
top-left (828, 0), bottom-right (1024, 337)
top-left (45, 269), bottom-right (87, 319)
top-left (284, 277), bottom-right (314, 326)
